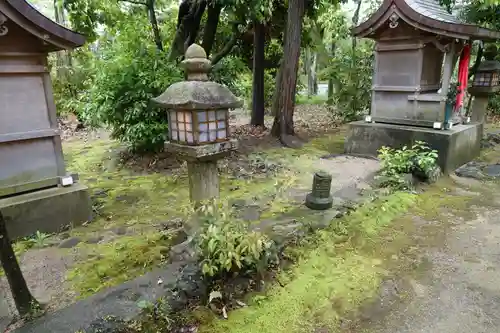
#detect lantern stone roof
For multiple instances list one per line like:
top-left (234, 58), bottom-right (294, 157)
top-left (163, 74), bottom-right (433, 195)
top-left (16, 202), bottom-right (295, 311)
top-left (152, 44), bottom-right (242, 110)
top-left (0, 0), bottom-right (85, 51)
top-left (353, 0), bottom-right (500, 41)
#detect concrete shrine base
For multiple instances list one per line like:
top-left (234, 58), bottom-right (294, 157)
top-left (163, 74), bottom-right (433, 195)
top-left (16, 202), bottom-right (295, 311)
top-left (344, 121), bottom-right (483, 174)
top-left (0, 183), bottom-right (92, 239)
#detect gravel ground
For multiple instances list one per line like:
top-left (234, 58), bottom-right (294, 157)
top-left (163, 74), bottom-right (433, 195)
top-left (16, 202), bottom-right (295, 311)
top-left (362, 181), bottom-right (500, 333)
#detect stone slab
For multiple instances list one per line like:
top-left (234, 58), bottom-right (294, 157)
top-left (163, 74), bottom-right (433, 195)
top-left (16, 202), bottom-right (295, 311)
top-left (0, 183), bottom-right (92, 239)
top-left (344, 121), bottom-right (482, 174)
top-left (11, 263), bottom-right (184, 333)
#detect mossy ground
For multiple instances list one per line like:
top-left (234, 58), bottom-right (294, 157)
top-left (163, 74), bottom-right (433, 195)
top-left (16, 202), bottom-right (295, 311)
top-left (195, 166), bottom-right (500, 333)
top-left (38, 129), bottom-right (347, 298)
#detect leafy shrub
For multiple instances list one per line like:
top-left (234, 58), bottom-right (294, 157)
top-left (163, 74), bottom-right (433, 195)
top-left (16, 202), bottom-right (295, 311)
top-left (211, 56), bottom-right (275, 109)
top-left (321, 40), bottom-right (373, 122)
top-left (488, 92), bottom-right (500, 116)
top-left (211, 55), bottom-right (250, 97)
top-left (50, 48), bottom-right (95, 119)
top-left (80, 20), bottom-right (183, 153)
top-left (377, 141), bottom-right (440, 190)
top-left (194, 204), bottom-right (276, 281)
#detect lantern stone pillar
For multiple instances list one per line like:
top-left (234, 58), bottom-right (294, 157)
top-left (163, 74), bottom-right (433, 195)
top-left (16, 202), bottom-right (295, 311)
top-left (468, 45), bottom-right (500, 126)
top-left (152, 44), bottom-right (242, 210)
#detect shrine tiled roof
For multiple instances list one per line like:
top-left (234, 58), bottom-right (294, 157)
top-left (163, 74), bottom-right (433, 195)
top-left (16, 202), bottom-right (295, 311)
top-left (0, 0), bottom-right (85, 50)
top-left (353, 0), bottom-right (500, 41)
top-left (404, 0), bottom-right (460, 24)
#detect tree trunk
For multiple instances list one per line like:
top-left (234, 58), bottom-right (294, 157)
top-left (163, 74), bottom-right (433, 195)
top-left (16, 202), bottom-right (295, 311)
top-left (327, 41), bottom-right (336, 105)
top-left (53, 0), bottom-right (72, 79)
top-left (305, 49), bottom-right (317, 97)
top-left (146, 0), bottom-right (163, 51)
top-left (351, 0), bottom-right (363, 52)
top-left (201, 4), bottom-right (222, 57)
top-left (251, 21), bottom-right (266, 127)
top-left (271, 0), bottom-right (306, 138)
top-left (185, 0), bottom-right (207, 51)
top-left (271, 58), bottom-right (283, 117)
top-left (305, 48), bottom-right (312, 98)
top-left (0, 213), bottom-right (39, 317)
top-left (169, 0), bottom-right (206, 61)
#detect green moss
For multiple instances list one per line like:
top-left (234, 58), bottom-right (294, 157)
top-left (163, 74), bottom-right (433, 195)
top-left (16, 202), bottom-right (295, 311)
top-left (199, 192), bottom-right (416, 333)
top-left (307, 129), bottom-right (346, 155)
top-left (67, 232), bottom-right (172, 297)
top-left (295, 95), bottom-right (328, 105)
top-left (57, 128), bottom-right (351, 298)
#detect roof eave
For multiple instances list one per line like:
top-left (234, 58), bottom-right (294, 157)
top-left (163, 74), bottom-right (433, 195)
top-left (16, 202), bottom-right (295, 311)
top-left (352, 0), bottom-right (500, 42)
top-left (3, 0), bottom-right (86, 50)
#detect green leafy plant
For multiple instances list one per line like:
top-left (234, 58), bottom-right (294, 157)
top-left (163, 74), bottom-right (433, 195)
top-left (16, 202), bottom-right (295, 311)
top-left (32, 231), bottom-right (51, 248)
top-left (80, 18), bottom-right (183, 153)
top-left (321, 40), bottom-right (374, 122)
top-left (194, 203), bottom-right (277, 281)
top-left (18, 231), bottom-right (51, 250)
top-left (129, 297), bottom-right (172, 332)
top-left (446, 82), bottom-right (461, 109)
top-left (377, 141), bottom-right (439, 190)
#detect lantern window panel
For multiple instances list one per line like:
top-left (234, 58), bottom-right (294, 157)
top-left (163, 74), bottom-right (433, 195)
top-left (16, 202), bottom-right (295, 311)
top-left (208, 110), bottom-right (216, 121)
top-left (199, 123), bottom-right (208, 132)
top-left (198, 111), bottom-right (207, 122)
top-left (216, 110), bottom-right (225, 120)
top-left (217, 129), bottom-right (226, 139)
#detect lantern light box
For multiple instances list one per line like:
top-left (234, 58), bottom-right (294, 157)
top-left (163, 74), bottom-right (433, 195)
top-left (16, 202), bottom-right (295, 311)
top-left (473, 71), bottom-right (500, 88)
top-left (168, 109), bottom-right (229, 145)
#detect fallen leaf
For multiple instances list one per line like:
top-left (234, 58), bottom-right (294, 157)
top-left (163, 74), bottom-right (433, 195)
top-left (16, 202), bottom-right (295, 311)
top-left (209, 290), bottom-right (222, 304)
top-left (222, 306), bottom-right (228, 319)
top-left (235, 300), bottom-right (247, 307)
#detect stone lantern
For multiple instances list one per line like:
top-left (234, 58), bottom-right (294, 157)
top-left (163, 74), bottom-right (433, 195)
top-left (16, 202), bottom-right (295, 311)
top-left (468, 45), bottom-right (500, 124)
top-left (152, 44), bottom-right (242, 205)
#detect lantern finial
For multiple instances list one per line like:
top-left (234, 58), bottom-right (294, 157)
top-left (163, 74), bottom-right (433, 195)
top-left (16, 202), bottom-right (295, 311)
top-left (182, 43), bottom-right (211, 81)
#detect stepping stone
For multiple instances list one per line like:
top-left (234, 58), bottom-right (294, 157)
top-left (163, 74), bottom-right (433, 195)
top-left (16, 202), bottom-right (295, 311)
top-left (483, 164), bottom-right (500, 177)
top-left (58, 237), bottom-right (81, 249)
top-left (240, 205), bottom-right (261, 221)
top-left (111, 226), bottom-right (128, 235)
top-left (86, 236), bottom-right (104, 244)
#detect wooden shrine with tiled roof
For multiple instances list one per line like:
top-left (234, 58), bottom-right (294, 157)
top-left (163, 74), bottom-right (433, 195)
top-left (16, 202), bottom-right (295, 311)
top-left (344, 0), bottom-right (500, 173)
top-left (0, 0), bottom-right (91, 239)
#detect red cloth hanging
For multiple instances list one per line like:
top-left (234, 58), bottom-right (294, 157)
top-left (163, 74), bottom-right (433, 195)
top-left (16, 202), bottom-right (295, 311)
top-left (455, 44), bottom-right (471, 111)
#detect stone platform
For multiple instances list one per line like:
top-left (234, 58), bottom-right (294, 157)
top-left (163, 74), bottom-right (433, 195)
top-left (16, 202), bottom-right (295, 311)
top-left (344, 121), bottom-right (483, 174)
top-left (0, 183), bottom-right (92, 239)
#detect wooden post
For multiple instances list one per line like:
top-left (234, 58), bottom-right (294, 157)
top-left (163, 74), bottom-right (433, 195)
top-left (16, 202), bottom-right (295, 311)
top-left (0, 212), bottom-right (39, 317)
top-left (441, 42), bottom-right (459, 97)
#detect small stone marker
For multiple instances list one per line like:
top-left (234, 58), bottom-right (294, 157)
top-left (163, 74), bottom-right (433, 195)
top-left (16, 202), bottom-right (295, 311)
top-left (305, 171), bottom-right (333, 210)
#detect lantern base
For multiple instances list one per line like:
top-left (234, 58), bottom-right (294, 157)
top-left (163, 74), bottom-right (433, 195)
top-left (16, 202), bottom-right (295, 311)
top-left (165, 139), bottom-right (238, 162)
top-left (305, 193), bottom-right (333, 210)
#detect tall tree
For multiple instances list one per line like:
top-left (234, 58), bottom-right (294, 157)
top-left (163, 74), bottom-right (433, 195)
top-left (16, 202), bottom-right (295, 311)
top-left (251, 21), bottom-right (266, 127)
top-left (0, 213), bottom-right (40, 317)
top-left (271, 0), bottom-right (306, 141)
